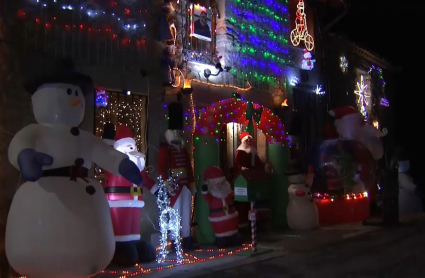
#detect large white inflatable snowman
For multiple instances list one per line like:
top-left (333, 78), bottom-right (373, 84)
top-left (6, 60), bottom-right (144, 278)
top-left (286, 172), bottom-right (319, 230)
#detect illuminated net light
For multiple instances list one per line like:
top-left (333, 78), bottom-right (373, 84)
top-left (290, 0), bottom-right (314, 51)
top-left (354, 75), bottom-right (371, 120)
top-left (226, 0), bottom-right (291, 89)
top-left (156, 174), bottom-right (183, 264)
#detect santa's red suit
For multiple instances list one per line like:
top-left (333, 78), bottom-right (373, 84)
top-left (104, 126), bottom-right (157, 247)
top-left (158, 139), bottom-right (195, 241)
top-left (234, 132), bottom-right (271, 227)
top-left (202, 166), bottom-right (239, 243)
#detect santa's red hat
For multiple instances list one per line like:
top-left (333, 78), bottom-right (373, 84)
top-left (114, 124), bottom-right (136, 149)
top-left (328, 106), bottom-right (359, 120)
top-left (239, 131), bottom-right (251, 142)
top-left (203, 166), bottom-right (225, 182)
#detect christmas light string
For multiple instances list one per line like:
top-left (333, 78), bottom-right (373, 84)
top-left (368, 65), bottom-right (389, 107)
top-left (18, 1), bottom-right (148, 46)
top-left (313, 192), bottom-right (368, 202)
top-left (190, 79), bottom-right (252, 92)
top-left (156, 174), bottom-right (183, 264)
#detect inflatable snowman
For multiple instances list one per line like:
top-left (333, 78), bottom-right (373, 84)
top-left (6, 62), bottom-right (144, 278)
top-left (286, 172), bottom-right (319, 230)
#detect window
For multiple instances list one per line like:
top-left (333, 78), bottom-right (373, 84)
top-left (189, 4), bottom-right (214, 54)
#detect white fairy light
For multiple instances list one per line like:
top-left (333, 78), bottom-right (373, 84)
top-left (156, 173), bottom-right (183, 264)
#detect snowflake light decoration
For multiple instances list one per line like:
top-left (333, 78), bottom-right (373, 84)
top-left (354, 75), bottom-right (370, 120)
top-left (340, 56), bottom-right (348, 73)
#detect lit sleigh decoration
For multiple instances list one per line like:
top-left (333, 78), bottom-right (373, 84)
top-left (156, 173), bottom-right (183, 264)
top-left (290, 0), bottom-right (314, 51)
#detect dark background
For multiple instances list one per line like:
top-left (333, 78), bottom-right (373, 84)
top-left (329, 2), bottom-right (422, 185)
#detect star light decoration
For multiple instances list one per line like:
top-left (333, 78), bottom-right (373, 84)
top-left (314, 85), bottom-right (325, 95)
top-left (354, 75), bottom-right (370, 119)
top-left (156, 174), bottom-right (183, 264)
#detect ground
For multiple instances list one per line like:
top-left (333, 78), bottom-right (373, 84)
top-left (188, 221), bottom-right (425, 278)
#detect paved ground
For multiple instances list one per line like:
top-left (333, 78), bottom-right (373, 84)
top-left (191, 221), bottom-right (425, 278)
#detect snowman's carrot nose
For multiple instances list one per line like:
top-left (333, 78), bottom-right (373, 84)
top-left (70, 98), bottom-right (82, 106)
top-left (295, 189), bottom-right (306, 197)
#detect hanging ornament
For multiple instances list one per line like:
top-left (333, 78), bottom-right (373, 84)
top-left (290, 0), bottom-right (314, 51)
top-left (95, 90), bottom-right (109, 108)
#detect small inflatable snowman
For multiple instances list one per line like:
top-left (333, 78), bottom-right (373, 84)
top-left (6, 61), bottom-right (144, 278)
top-left (286, 172), bottom-right (319, 230)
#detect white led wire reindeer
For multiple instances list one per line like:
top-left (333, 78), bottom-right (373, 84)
top-left (156, 174), bottom-right (183, 264)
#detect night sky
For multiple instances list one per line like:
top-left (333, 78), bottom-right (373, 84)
top-left (330, 2), bottom-right (422, 180)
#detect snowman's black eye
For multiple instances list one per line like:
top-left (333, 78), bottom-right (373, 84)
top-left (67, 88), bottom-right (72, 95)
top-left (75, 90), bottom-right (79, 96)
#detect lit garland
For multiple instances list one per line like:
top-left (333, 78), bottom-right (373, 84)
top-left (156, 174), bottom-right (183, 264)
top-left (227, 0), bottom-right (291, 87)
top-left (94, 91), bottom-right (147, 183)
top-left (368, 65), bottom-right (389, 107)
top-left (190, 79), bottom-right (252, 92)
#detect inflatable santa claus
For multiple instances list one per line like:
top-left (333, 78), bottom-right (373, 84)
top-left (158, 102), bottom-right (195, 249)
top-left (202, 166), bottom-right (241, 248)
top-left (329, 106), bottom-right (387, 160)
top-left (104, 124), bottom-right (156, 266)
top-left (234, 132), bottom-right (272, 227)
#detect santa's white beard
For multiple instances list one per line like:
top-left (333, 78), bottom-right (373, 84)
top-left (209, 181), bottom-right (232, 199)
top-left (237, 141), bottom-right (258, 155)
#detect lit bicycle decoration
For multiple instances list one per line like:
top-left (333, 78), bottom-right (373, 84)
top-left (290, 0), bottom-right (314, 51)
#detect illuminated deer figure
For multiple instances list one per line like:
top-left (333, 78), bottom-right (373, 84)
top-left (290, 0), bottom-right (314, 51)
top-left (156, 175), bottom-right (183, 264)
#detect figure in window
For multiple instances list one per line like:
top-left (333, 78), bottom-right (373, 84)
top-left (194, 11), bottom-right (211, 39)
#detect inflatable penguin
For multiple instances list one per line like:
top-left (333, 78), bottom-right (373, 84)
top-left (6, 60), bottom-right (143, 278)
top-left (286, 171), bottom-right (319, 230)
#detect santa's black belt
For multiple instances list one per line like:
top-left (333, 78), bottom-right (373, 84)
top-left (43, 167), bottom-right (89, 178)
top-left (104, 187), bottom-right (142, 194)
top-left (210, 205), bottom-right (234, 213)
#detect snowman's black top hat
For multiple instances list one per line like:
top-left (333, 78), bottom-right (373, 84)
top-left (25, 59), bottom-right (94, 95)
top-left (167, 102), bottom-right (184, 130)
